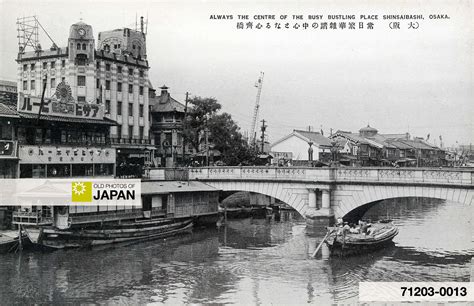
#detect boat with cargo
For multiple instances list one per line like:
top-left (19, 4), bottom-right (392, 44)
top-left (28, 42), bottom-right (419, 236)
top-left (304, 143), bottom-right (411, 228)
top-left (325, 222), bottom-right (399, 256)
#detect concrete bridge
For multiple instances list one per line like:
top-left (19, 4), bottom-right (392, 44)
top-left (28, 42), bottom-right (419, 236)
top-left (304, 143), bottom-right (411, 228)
top-left (149, 167), bottom-right (473, 226)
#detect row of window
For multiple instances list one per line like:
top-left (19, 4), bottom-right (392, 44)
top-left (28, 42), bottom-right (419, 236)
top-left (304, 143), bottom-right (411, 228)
top-left (104, 101), bottom-right (144, 117)
top-left (115, 125), bottom-right (145, 140)
top-left (95, 79), bottom-right (144, 95)
top-left (23, 60), bottom-right (66, 71)
top-left (97, 62), bottom-right (145, 77)
top-left (22, 77), bottom-right (66, 90)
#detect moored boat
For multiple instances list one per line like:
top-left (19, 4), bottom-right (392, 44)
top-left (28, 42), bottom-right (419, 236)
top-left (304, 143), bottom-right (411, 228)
top-left (33, 218), bottom-right (193, 250)
top-left (325, 222), bottom-right (399, 256)
top-left (0, 231), bottom-right (31, 253)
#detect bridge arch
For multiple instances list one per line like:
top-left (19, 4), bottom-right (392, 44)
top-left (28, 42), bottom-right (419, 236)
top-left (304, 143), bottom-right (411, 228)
top-left (333, 184), bottom-right (473, 220)
top-left (204, 181), bottom-right (314, 217)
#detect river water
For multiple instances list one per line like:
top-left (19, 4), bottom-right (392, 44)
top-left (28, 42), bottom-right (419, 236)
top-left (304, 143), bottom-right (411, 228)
top-left (0, 198), bottom-right (472, 304)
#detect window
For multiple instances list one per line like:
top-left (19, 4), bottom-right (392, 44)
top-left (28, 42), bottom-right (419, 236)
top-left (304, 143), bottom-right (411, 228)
top-left (96, 62), bottom-right (100, 69)
top-left (77, 75), bottom-right (86, 86)
top-left (139, 70), bottom-right (144, 77)
top-left (23, 80), bottom-right (27, 90)
top-left (139, 105), bottom-right (144, 117)
top-left (30, 80), bottom-right (35, 90)
top-left (77, 96), bottom-right (86, 102)
top-left (82, 43), bottom-right (86, 50)
top-left (117, 101), bottom-right (122, 115)
top-left (139, 127), bottom-right (144, 139)
top-left (51, 78), bottom-right (56, 89)
top-left (31, 63), bottom-right (35, 70)
top-left (61, 60), bottom-right (66, 68)
top-left (62, 77), bottom-right (65, 82)
top-left (128, 126), bottom-right (133, 139)
top-left (117, 125), bottom-right (122, 139)
top-left (105, 80), bottom-right (110, 90)
top-left (128, 68), bottom-right (133, 75)
top-left (139, 86), bottom-right (144, 95)
top-left (43, 62), bottom-right (47, 69)
top-left (76, 54), bottom-right (86, 66)
top-left (128, 84), bottom-right (133, 94)
top-left (105, 63), bottom-right (110, 71)
top-left (117, 82), bottom-right (122, 92)
top-left (117, 66), bottom-right (122, 73)
top-left (77, 43), bottom-right (81, 49)
top-left (96, 79), bottom-right (100, 89)
top-left (128, 103), bottom-right (133, 115)
top-left (105, 100), bottom-right (110, 114)
top-left (23, 64), bottom-right (27, 71)
top-left (51, 61), bottom-right (55, 69)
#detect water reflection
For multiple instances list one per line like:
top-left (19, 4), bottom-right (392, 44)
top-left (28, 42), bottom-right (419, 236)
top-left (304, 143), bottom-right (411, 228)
top-left (0, 198), bottom-right (471, 304)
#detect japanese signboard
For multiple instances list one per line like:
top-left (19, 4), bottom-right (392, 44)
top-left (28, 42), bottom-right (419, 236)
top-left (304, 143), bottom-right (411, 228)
top-left (18, 93), bottom-right (104, 120)
top-left (18, 145), bottom-right (115, 164)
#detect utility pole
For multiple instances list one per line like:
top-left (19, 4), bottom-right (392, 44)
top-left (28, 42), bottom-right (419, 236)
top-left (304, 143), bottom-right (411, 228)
top-left (260, 119), bottom-right (267, 153)
top-left (182, 92), bottom-right (189, 164)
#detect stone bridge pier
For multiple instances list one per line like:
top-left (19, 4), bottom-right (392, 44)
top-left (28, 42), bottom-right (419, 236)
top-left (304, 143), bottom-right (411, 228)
top-left (305, 188), bottom-right (335, 227)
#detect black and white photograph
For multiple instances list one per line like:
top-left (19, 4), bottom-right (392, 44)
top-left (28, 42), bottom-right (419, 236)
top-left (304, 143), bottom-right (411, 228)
top-left (0, 0), bottom-right (472, 304)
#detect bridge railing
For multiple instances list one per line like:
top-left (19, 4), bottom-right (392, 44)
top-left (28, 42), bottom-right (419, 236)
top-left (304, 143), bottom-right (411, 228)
top-left (334, 168), bottom-right (473, 185)
top-left (187, 167), bottom-right (333, 181)
top-left (147, 167), bottom-right (473, 186)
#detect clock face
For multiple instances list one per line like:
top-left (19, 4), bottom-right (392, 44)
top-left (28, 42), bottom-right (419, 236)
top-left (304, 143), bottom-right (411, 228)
top-left (78, 28), bottom-right (86, 37)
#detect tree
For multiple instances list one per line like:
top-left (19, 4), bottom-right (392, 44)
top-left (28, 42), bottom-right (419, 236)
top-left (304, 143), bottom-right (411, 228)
top-left (183, 96), bottom-right (258, 166)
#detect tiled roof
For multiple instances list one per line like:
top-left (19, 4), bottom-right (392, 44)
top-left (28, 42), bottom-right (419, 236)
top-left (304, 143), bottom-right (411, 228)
top-left (333, 131), bottom-right (369, 144)
top-left (151, 93), bottom-right (185, 113)
top-left (294, 130), bottom-right (332, 147)
top-left (388, 140), bottom-right (416, 150)
top-left (0, 103), bottom-right (20, 118)
top-left (18, 112), bottom-right (117, 125)
top-left (399, 139), bottom-right (436, 150)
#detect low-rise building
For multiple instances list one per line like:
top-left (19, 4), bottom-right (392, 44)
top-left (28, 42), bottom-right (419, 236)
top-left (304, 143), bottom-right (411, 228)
top-left (330, 125), bottom-right (445, 167)
top-left (150, 85), bottom-right (189, 167)
top-left (270, 129), bottom-right (332, 165)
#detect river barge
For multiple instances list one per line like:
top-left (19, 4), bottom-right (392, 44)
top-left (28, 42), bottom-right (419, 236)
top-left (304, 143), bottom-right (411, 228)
top-left (325, 222), bottom-right (399, 256)
top-left (12, 181), bottom-right (220, 250)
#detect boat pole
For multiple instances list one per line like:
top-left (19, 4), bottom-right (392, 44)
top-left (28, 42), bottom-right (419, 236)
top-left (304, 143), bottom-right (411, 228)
top-left (311, 230), bottom-right (331, 258)
top-left (18, 224), bottom-right (23, 252)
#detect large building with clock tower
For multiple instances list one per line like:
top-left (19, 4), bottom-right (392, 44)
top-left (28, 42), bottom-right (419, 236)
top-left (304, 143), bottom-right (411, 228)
top-left (14, 20), bottom-right (154, 178)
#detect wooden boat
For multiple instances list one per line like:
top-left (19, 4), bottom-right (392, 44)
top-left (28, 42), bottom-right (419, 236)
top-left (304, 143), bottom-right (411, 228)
top-left (30, 218), bottom-right (193, 250)
top-left (325, 222), bottom-right (399, 256)
top-left (0, 231), bottom-right (31, 253)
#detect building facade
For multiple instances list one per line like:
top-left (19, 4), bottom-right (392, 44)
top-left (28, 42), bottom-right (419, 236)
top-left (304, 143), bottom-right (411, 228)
top-left (0, 80), bottom-right (17, 106)
top-left (150, 86), bottom-right (188, 167)
top-left (15, 21), bottom-right (121, 179)
top-left (15, 20), bottom-right (154, 177)
top-left (270, 129), bottom-right (332, 165)
top-left (329, 125), bottom-right (445, 167)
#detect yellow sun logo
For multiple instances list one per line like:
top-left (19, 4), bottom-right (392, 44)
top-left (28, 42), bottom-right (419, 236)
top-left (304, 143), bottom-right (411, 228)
top-left (71, 181), bottom-right (92, 202)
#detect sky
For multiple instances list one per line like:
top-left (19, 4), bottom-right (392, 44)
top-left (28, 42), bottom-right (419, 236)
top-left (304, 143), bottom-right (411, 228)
top-left (0, 0), bottom-right (472, 147)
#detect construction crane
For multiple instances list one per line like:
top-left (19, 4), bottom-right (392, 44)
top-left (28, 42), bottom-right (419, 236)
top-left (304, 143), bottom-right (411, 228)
top-left (250, 72), bottom-right (264, 146)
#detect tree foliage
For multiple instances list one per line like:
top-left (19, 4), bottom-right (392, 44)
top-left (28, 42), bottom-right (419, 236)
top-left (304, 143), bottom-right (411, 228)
top-left (183, 96), bottom-right (258, 166)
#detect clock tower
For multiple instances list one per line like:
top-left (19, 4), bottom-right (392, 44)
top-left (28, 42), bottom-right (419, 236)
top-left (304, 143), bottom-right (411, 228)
top-left (68, 21), bottom-right (95, 64)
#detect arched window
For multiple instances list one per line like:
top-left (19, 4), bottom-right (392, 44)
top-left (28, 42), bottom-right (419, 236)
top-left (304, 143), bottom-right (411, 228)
top-left (77, 43), bottom-right (81, 49)
top-left (82, 43), bottom-right (86, 50)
